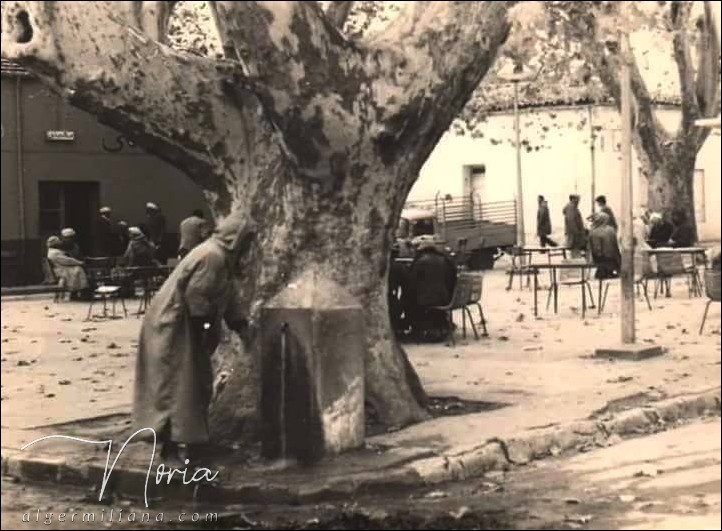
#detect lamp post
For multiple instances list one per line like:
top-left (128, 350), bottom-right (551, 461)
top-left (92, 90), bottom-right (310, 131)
top-left (499, 69), bottom-right (537, 248)
top-left (619, 34), bottom-right (635, 344)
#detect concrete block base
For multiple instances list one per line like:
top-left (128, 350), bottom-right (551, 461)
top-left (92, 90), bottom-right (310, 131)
top-left (594, 344), bottom-right (664, 361)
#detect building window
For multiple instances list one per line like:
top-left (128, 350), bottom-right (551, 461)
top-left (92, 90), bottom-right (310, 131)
top-left (694, 169), bottom-right (705, 223)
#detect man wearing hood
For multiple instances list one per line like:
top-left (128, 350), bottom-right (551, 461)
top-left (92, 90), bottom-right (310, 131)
top-left (133, 210), bottom-right (256, 461)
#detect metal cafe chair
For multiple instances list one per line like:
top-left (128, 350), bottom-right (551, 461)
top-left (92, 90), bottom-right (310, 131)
top-left (699, 269), bottom-right (721, 334)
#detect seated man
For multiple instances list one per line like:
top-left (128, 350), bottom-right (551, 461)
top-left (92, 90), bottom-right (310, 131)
top-left (47, 235), bottom-right (89, 299)
top-left (123, 227), bottom-right (159, 267)
top-left (407, 237), bottom-right (457, 341)
top-left (588, 212), bottom-right (621, 280)
top-left (647, 212), bottom-right (673, 248)
top-left (669, 210), bottom-right (695, 248)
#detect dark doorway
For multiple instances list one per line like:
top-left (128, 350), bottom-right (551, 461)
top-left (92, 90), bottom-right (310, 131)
top-left (38, 181), bottom-right (99, 255)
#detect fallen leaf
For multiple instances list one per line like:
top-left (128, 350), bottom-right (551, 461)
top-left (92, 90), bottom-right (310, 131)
top-left (58, 380), bottom-right (72, 385)
top-left (16, 360), bottom-right (31, 367)
top-left (633, 466), bottom-right (660, 478)
top-left (564, 514), bottom-right (593, 524)
top-left (498, 336), bottom-right (510, 341)
top-left (450, 506), bottom-right (472, 520)
top-left (565, 498), bottom-right (581, 505)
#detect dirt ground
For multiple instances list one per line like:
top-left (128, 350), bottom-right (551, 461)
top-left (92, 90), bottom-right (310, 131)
top-left (1, 267), bottom-right (720, 449)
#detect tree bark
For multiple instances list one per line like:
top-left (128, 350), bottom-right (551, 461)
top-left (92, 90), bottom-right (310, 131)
top-left (1, 0), bottom-right (513, 438)
top-left (644, 143), bottom-right (697, 239)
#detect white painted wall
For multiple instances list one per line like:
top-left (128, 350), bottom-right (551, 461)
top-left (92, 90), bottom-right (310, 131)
top-left (412, 105), bottom-right (721, 243)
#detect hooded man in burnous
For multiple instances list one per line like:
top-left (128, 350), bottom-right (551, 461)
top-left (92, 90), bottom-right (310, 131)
top-left (133, 210), bottom-right (256, 461)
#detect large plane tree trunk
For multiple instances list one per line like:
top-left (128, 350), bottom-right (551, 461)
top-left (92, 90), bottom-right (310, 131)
top-left (2, 0), bottom-right (514, 437)
top-left (645, 142), bottom-right (699, 241)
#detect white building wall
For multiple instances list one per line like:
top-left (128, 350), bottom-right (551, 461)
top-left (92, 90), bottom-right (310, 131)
top-left (412, 105), bottom-right (721, 243)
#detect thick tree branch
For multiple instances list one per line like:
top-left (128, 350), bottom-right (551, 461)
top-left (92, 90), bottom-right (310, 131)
top-left (671, 1), bottom-right (702, 141)
top-left (209, 1), bottom-right (368, 181)
top-left (326, 0), bottom-right (354, 29)
top-left (213, 1), bottom-right (351, 111)
top-left (692, 0), bottom-right (721, 150)
top-left (364, 1), bottom-right (515, 172)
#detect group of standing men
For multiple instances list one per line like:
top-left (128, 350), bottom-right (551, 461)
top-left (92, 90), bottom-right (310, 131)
top-left (94, 204), bottom-right (212, 263)
top-left (536, 192), bottom-right (697, 280)
top-left (536, 193), bottom-right (621, 279)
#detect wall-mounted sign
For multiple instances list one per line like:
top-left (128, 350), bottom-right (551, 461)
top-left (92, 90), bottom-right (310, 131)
top-left (46, 130), bottom-right (76, 142)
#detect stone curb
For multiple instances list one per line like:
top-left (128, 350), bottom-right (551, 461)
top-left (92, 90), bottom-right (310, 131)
top-left (402, 387), bottom-right (720, 485)
top-left (2, 388), bottom-right (719, 505)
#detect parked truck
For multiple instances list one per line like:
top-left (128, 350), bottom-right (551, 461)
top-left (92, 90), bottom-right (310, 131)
top-left (398, 193), bottom-right (517, 270)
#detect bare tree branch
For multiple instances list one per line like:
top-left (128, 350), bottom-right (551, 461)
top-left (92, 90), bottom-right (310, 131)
top-left (326, 0), bottom-right (354, 29)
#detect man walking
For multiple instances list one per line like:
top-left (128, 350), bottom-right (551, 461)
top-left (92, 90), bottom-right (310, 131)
top-left (536, 195), bottom-right (557, 247)
top-left (563, 194), bottom-right (586, 257)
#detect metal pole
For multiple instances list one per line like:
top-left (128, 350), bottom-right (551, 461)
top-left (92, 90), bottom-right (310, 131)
top-left (588, 105), bottom-right (596, 217)
top-left (513, 81), bottom-right (525, 247)
top-left (620, 35), bottom-right (635, 344)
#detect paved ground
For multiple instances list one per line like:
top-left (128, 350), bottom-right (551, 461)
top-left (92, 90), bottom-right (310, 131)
top-left (2, 418), bottom-right (719, 529)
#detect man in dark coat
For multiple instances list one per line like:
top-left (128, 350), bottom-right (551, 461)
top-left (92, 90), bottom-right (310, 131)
top-left (648, 212), bottom-right (674, 248)
top-left (563, 194), bottom-right (586, 256)
top-left (407, 238), bottom-right (457, 341)
top-left (536, 195), bottom-right (557, 247)
top-left (588, 212), bottom-right (621, 279)
top-left (95, 206), bottom-right (119, 256)
top-left (669, 210), bottom-right (695, 248)
top-left (595, 195), bottom-right (618, 232)
top-left (145, 202), bottom-right (167, 258)
top-left (133, 210), bottom-right (255, 462)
